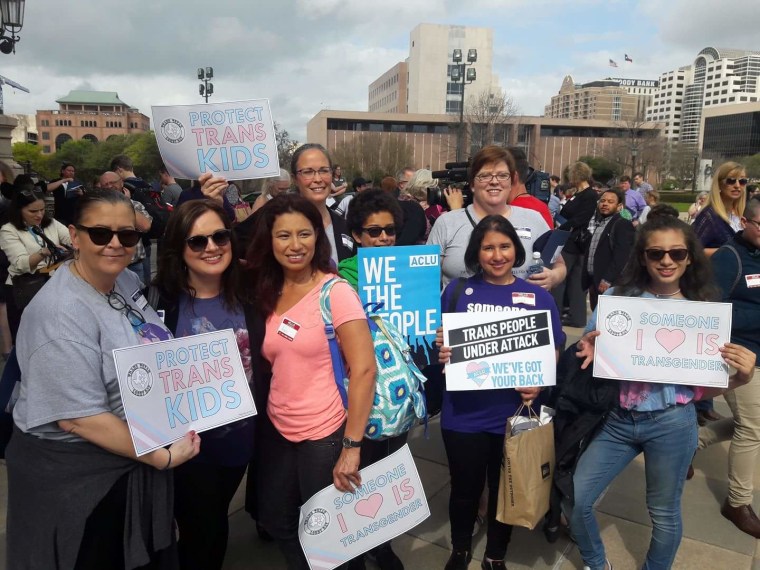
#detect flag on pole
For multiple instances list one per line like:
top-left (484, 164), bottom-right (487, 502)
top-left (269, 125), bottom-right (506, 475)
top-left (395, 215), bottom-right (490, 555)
top-left (609, 59), bottom-right (618, 68)
top-left (625, 54), bottom-right (633, 63)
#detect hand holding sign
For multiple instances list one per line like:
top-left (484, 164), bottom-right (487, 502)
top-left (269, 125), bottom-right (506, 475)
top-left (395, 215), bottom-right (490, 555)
top-left (198, 172), bottom-right (228, 204)
top-left (165, 430), bottom-right (202, 469)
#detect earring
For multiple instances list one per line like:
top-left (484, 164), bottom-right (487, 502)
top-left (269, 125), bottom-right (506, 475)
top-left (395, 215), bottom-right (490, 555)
top-left (73, 249), bottom-right (80, 260)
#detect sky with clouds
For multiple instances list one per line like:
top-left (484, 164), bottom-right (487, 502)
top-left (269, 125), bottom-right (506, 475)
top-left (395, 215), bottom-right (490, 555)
top-left (1, 0), bottom-right (758, 141)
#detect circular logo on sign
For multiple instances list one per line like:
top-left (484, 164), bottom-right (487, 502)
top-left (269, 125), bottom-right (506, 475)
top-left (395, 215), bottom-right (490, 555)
top-left (605, 310), bottom-right (632, 337)
top-left (304, 508), bottom-right (330, 535)
top-left (160, 118), bottom-right (185, 144)
top-left (127, 362), bottom-right (153, 397)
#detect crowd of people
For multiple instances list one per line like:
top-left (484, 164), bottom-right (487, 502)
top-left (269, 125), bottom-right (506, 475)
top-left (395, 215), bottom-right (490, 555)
top-left (0, 144), bottom-right (757, 570)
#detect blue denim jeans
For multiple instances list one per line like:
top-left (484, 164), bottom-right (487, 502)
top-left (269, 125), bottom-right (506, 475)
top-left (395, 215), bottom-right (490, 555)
top-left (570, 404), bottom-right (697, 570)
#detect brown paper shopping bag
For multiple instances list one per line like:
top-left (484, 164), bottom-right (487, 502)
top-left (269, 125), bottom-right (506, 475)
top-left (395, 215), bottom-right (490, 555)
top-left (496, 405), bottom-right (555, 530)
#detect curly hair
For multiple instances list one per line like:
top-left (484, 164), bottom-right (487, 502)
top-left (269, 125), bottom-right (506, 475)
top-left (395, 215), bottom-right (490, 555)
top-left (345, 189), bottom-right (403, 237)
top-left (464, 215), bottom-right (526, 276)
top-left (153, 200), bottom-right (244, 309)
top-left (614, 216), bottom-right (718, 301)
top-left (246, 194), bottom-right (333, 315)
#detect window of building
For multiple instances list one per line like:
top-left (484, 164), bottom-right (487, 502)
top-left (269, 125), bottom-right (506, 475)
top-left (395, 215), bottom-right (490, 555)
top-left (41, 132), bottom-right (50, 140)
top-left (445, 100), bottom-right (462, 113)
top-left (43, 146), bottom-right (50, 153)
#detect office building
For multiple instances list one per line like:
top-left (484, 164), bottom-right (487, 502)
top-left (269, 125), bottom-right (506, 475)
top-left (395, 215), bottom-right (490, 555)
top-left (10, 113), bottom-right (37, 145)
top-left (701, 101), bottom-right (760, 160)
top-left (36, 90), bottom-right (150, 154)
top-left (545, 76), bottom-right (656, 122)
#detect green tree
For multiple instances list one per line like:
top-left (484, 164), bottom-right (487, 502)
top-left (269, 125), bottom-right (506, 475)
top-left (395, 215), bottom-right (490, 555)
top-left (738, 153), bottom-right (760, 179)
top-left (275, 122), bottom-right (298, 170)
top-left (577, 155), bottom-right (621, 184)
top-left (123, 132), bottom-right (163, 179)
top-left (11, 142), bottom-right (45, 173)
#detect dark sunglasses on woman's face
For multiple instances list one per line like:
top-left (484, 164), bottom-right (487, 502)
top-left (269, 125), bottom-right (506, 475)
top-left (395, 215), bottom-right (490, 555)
top-left (76, 225), bottom-right (141, 247)
top-left (644, 248), bottom-right (689, 262)
top-left (185, 229), bottom-right (232, 252)
top-left (725, 177), bottom-right (749, 186)
top-left (361, 225), bottom-right (396, 238)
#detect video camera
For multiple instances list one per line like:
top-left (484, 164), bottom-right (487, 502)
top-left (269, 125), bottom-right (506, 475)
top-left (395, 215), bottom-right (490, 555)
top-left (430, 160), bottom-right (472, 209)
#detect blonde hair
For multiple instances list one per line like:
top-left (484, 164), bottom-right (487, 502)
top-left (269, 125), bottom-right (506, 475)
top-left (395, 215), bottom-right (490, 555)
top-left (406, 169), bottom-right (438, 202)
top-left (707, 161), bottom-right (746, 224)
top-left (567, 162), bottom-right (592, 187)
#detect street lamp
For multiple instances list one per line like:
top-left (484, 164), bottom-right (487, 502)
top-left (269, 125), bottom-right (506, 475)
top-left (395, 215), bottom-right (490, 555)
top-left (450, 48), bottom-right (477, 162)
top-left (198, 67), bottom-right (214, 103)
top-left (692, 153), bottom-right (699, 192)
top-left (0, 0), bottom-right (26, 55)
top-left (630, 146), bottom-right (638, 178)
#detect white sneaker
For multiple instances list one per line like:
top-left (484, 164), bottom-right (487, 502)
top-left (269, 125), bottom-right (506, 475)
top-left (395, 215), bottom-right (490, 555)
top-left (583, 560), bottom-right (612, 570)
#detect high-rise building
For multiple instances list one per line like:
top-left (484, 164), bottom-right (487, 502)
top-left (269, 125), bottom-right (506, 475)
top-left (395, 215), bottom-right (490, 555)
top-left (36, 90), bottom-right (150, 154)
top-left (368, 24), bottom-right (499, 116)
top-left (544, 76), bottom-right (656, 122)
top-left (646, 47), bottom-right (760, 146)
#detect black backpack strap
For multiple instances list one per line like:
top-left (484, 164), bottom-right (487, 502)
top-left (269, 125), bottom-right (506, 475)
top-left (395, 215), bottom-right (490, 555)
top-left (464, 207), bottom-right (477, 229)
top-left (724, 244), bottom-right (743, 297)
top-left (447, 277), bottom-right (468, 313)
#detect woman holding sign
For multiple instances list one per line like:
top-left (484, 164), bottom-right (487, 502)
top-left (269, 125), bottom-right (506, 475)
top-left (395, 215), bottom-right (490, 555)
top-left (573, 216), bottom-right (756, 570)
top-left (152, 199), bottom-right (262, 570)
top-left (6, 189), bottom-right (201, 570)
top-left (436, 215), bottom-right (565, 570)
top-left (247, 194), bottom-right (376, 569)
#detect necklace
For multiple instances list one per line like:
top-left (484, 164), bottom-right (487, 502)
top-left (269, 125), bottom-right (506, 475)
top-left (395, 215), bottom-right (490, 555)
top-left (647, 288), bottom-right (681, 298)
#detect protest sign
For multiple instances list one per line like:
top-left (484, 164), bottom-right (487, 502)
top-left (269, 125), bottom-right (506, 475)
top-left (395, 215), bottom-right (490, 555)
top-left (358, 245), bottom-right (440, 367)
top-left (151, 99), bottom-right (280, 181)
top-left (299, 444), bottom-right (429, 570)
top-left (113, 329), bottom-right (257, 455)
top-left (442, 310), bottom-right (556, 391)
top-left (593, 296), bottom-right (732, 387)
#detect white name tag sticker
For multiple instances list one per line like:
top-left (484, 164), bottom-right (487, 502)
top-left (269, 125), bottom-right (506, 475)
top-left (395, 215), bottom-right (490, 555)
top-left (746, 274), bottom-right (760, 288)
top-left (512, 292), bottom-right (536, 306)
top-left (131, 289), bottom-right (149, 311)
top-left (514, 227), bottom-right (532, 240)
top-left (277, 317), bottom-right (301, 341)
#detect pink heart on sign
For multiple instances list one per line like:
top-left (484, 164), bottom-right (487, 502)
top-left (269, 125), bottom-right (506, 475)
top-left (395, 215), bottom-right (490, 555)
top-left (354, 493), bottom-right (383, 519)
top-left (465, 361), bottom-right (490, 386)
top-left (655, 328), bottom-right (686, 353)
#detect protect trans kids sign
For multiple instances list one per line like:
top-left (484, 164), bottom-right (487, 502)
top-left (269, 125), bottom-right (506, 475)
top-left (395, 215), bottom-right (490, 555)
top-left (593, 296), bottom-right (732, 387)
top-left (358, 245), bottom-right (440, 367)
top-left (442, 310), bottom-right (557, 391)
top-left (299, 445), bottom-right (429, 570)
top-left (152, 99), bottom-right (280, 180)
top-left (113, 329), bottom-right (257, 455)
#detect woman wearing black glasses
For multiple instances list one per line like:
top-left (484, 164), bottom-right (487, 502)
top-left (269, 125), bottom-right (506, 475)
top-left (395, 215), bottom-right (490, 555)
top-left (0, 182), bottom-right (72, 340)
top-left (6, 189), bottom-right (201, 569)
top-left (692, 161), bottom-right (748, 258)
top-left (151, 199), bottom-right (264, 570)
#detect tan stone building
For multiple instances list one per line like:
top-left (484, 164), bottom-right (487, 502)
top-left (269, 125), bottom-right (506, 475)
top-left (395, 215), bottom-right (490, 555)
top-left (545, 76), bottom-right (654, 122)
top-left (307, 109), bottom-right (663, 177)
top-left (36, 90), bottom-right (150, 154)
top-left (369, 62), bottom-right (408, 113)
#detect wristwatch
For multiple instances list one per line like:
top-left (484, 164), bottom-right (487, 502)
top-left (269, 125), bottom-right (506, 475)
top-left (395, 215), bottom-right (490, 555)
top-left (342, 437), bottom-right (362, 449)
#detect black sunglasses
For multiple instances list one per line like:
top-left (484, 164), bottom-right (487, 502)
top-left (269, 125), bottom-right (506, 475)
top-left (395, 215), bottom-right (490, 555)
top-left (644, 248), bottom-right (689, 262)
top-left (361, 225), bottom-right (396, 238)
top-left (76, 225), bottom-right (141, 247)
top-left (725, 177), bottom-right (749, 186)
top-left (185, 229), bottom-right (232, 252)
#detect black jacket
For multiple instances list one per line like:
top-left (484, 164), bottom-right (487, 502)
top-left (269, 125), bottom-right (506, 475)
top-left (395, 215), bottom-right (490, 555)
top-left (557, 188), bottom-right (598, 255)
top-left (583, 214), bottom-right (635, 290)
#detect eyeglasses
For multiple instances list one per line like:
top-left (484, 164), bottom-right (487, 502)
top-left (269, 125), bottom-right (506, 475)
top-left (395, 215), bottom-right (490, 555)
top-left (106, 290), bottom-right (146, 330)
top-left (724, 177), bottom-right (749, 186)
top-left (361, 225), bottom-right (396, 237)
top-left (644, 248), bottom-right (689, 262)
top-left (185, 229), bottom-right (232, 252)
top-left (295, 167), bottom-right (332, 179)
top-left (744, 218), bottom-right (760, 230)
top-left (75, 225), bottom-right (141, 247)
top-left (19, 189), bottom-right (45, 200)
top-left (475, 172), bottom-right (511, 183)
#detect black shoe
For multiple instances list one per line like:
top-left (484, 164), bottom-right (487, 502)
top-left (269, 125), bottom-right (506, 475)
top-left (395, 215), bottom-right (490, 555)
top-left (543, 522), bottom-right (560, 543)
top-left (444, 549), bottom-right (472, 570)
top-left (481, 559), bottom-right (507, 570)
top-left (255, 522), bottom-right (273, 542)
top-left (370, 543), bottom-right (404, 570)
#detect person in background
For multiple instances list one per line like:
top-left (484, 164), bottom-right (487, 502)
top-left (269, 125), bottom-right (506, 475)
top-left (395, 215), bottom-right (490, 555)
top-left (46, 162), bottom-right (84, 227)
top-left (573, 216), bottom-right (756, 570)
top-left (6, 189), bottom-right (201, 569)
top-left (687, 191), bottom-right (709, 225)
top-left (694, 197), bottom-right (760, 538)
top-left (392, 167), bottom-right (428, 246)
top-left (436, 215), bottom-right (564, 570)
top-left (0, 161), bottom-right (15, 359)
top-left (548, 175), bottom-right (562, 220)
top-left (620, 175), bottom-right (647, 226)
top-left (747, 184), bottom-right (760, 200)
top-left (159, 164), bottom-right (183, 206)
top-left (330, 165), bottom-right (348, 199)
top-left (506, 147), bottom-right (553, 228)
top-left (0, 184), bottom-right (72, 340)
top-left (152, 199), bottom-right (261, 569)
top-left (246, 194), bottom-right (375, 570)
top-left (638, 189), bottom-right (659, 226)
top-left (252, 168), bottom-right (292, 213)
top-left (634, 172), bottom-right (653, 198)
top-left (404, 169), bottom-right (442, 242)
top-left (592, 181), bottom-right (607, 197)
top-left (334, 176), bottom-right (372, 219)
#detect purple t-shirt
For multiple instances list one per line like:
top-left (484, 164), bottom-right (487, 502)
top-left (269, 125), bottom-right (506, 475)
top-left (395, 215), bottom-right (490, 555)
top-left (176, 294), bottom-right (254, 466)
top-left (440, 276), bottom-right (565, 434)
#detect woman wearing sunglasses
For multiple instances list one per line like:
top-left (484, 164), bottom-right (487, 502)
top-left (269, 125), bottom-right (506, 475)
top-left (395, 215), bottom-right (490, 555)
top-left (247, 193), bottom-right (375, 569)
top-left (6, 189), bottom-right (201, 569)
top-left (151, 199), bottom-right (263, 570)
top-left (692, 161), bottom-right (748, 258)
top-left (572, 216), bottom-right (756, 570)
top-left (0, 181), bottom-right (72, 340)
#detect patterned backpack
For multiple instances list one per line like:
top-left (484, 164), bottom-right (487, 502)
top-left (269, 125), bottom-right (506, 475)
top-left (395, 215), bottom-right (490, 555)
top-left (319, 277), bottom-right (427, 440)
